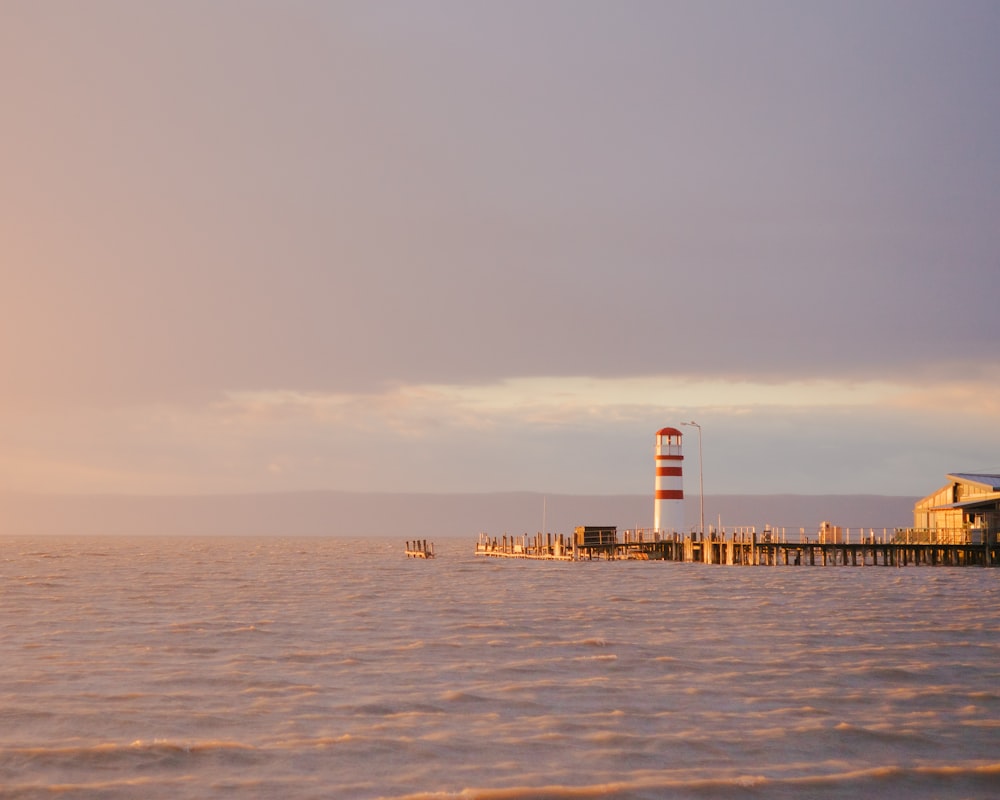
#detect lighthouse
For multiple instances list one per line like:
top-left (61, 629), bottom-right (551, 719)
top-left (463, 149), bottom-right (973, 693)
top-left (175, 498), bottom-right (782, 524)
top-left (654, 427), bottom-right (684, 534)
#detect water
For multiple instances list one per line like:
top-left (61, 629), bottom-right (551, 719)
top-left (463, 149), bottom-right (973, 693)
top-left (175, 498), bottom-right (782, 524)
top-left (1, 535), bottom-right (998, 799)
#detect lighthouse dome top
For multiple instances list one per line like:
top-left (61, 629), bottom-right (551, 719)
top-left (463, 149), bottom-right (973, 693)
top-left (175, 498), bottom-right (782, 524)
top-left (656, 427), bottom-right (683, 437)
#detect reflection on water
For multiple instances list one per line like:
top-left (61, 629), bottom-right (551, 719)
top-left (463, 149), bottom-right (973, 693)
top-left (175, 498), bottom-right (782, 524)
top-left (1, 535), bottom-right (998, 799)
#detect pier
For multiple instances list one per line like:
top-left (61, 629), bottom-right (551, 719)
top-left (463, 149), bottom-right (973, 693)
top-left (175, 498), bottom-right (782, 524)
top-left (475, 526), bottom-right (999, 567)
top-left (475, 531), bottom-right (575, 560)
top-left (405, 540), bottom-right (436, 559)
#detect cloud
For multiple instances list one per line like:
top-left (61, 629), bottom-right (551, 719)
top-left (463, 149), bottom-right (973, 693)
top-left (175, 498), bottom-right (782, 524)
top-left (3, 2), bottom-right (999, 410)
top-left (886, 368), bottom-right (1000, 419)
top-left (1, 3), bottom-right (998, 498)
top-left (1, 372), bottom-right (996, 496)
top-left (211, 375), bottom-right (900, 447)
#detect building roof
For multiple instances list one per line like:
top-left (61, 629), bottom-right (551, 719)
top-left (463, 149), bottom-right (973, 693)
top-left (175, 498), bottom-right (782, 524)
top-left (931, 498), bottom-right (1000, 511)
top-left (656, 427), bottom-right (683, 437)
top-left (948, 473), bottom-right (1000, 491)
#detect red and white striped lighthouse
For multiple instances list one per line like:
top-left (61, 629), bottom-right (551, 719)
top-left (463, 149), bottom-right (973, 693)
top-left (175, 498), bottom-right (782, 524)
top-left (654, 427), bottom-right (684, 534)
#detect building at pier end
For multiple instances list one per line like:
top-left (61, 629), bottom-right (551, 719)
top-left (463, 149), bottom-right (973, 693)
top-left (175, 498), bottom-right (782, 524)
top-left (914, 472), bottom-right (1000, 543)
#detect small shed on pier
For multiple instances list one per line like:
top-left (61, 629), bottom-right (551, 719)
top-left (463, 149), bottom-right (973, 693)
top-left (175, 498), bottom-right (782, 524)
top-left (575, 526), bottom-right (617, 547)
top-left (914, 473), bottom-right (1000, 542)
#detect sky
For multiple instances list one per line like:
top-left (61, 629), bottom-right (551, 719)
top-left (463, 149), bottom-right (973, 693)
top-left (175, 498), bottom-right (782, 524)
top-left (1, 0), bottom-right (998, 500)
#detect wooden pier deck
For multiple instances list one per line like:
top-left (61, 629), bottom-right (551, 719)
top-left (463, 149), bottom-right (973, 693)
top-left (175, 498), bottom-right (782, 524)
top-left (475, 528), bottom-right (999, 567)
top-left (475, 532), bottom-right (574, 560)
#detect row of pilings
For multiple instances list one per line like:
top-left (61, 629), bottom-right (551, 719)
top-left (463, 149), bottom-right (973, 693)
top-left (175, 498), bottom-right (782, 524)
top-left (405, 540), bottom-right (435, 558)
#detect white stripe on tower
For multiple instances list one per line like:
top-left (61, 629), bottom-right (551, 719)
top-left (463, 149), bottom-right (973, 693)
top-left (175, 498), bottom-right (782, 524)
top-left (653, 427), bottom-right (684, 534)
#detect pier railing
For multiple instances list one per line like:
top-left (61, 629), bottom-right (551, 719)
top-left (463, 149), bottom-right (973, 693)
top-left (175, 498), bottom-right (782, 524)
top-left (474, 526), bottom-right (997, 566)
top-left (619, 526), bottom-right (994, 547)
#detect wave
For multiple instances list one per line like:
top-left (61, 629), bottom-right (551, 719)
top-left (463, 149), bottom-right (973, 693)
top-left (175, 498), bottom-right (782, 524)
top-left (0, 739), bottom-right (265, 787)
top-left (381, 762), bottom-right (1000, 800)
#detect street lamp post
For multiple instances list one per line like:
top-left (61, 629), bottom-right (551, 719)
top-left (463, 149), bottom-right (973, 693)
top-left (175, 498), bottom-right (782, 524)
top-left (681, 421), bottom-right (704, 538)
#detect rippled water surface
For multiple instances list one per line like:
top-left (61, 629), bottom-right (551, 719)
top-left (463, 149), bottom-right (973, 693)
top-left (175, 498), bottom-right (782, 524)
top-left (1, 536), bottom-right (998, 799)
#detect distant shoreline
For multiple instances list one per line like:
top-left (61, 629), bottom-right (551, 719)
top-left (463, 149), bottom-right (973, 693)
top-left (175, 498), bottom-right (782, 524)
top-left (0, 491), bottom-right (918, 537)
